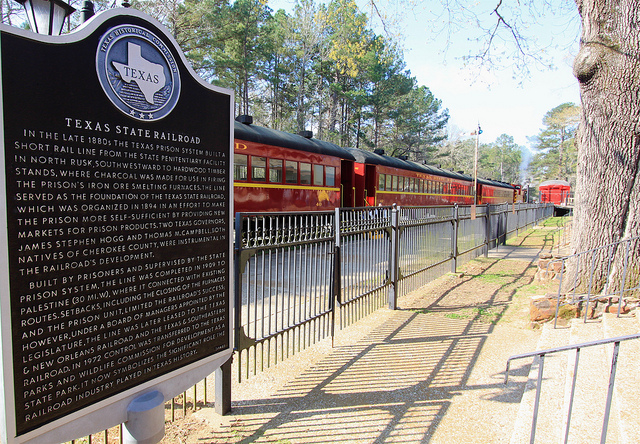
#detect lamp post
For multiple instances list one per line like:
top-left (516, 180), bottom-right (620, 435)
top-left (470, 124), bottom-right (482, 218)
top-left (14, 0), bottom-right (75, 36)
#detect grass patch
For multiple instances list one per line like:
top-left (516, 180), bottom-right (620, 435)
top-left (478, 271), bottom-right (517, 283)
top-left (445, 312), bottom-right (467, 319)
top-left (409, 308), bottom-right (430, 314)
top-left (506, 228), bottom-right (561, 249)
top-left (540, 217), bottom-right (570, 228)
top-left (443, 307), bottom-right (504, 324)
top-left (473, 306), bottom-right (504, 324)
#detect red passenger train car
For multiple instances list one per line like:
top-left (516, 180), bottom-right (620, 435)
top-left (233, 119), bottom-right (355, 213)
top-left (347, 148), bottom-right (475, 207)
top-left (233, 117), bottom-right (518, 213)
top-left (539, 180), bottom-right (571, 205)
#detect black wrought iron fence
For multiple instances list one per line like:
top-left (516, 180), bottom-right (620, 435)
top-left (233, 211), bottom-right (336, 381)
top-left (234, 203), bottom-right (554, 379)
top-left (69, 202), bottom-right (552, 443)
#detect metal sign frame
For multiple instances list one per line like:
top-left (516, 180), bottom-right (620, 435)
top-left (0, 8), bottom-right (234, 443)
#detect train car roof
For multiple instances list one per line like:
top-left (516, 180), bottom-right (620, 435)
top-left (479, 178), bottom-right (516, 189)
top-left (539, 179), bottom-right (571, 188)
top-left (346, 147), bottom-right (472, 182)
top-left (234, 121), bottom-right (356, 161)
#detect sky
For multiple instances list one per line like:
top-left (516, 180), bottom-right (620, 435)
top-left (269, 0), bottom-right (582, 151)
top-left (391, 2), bottom-right (582, 150)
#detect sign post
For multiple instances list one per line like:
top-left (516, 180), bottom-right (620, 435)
top-left (0, 8), bottom-right (233, 443)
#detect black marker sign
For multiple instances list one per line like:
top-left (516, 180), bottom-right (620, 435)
top-left (0, 9), bottom-right (232, 439)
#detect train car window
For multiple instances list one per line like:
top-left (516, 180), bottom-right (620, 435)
top-left (269, 159), bottom-right (283, 183)
top-left (392, 175), bottom-right (398, 191)
top-left (378, 174), bottom-right (385, 190)
top-left (286, 161), bottom-right (298, 184)
top-left (234, 154), bottom-right (248, 181)
top-left (313, 164), bottom-right (324, 186)
top-left (413, 179), bottom-right (418, 193)
top-left (300, 162), bottom-right (312, 185)
top-left (405, 177), bottom-right (411, 192)
top-left (326, 166), bottom-right (336, 187)
top-left (251, 156), bottom-right (266, 182)
top-left (419, 179), bottom-right (424, 193)
top-left (398, 176), bottom-right (404, 192)
top-left (386, 175), bottom-right (392, 190)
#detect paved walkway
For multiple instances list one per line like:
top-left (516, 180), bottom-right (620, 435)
top-left (162, 243), bottom-right (551, 443)
top-left (487, 245), bottom-right (545, 261)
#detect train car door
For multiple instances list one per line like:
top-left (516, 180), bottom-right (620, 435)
top-left (352, 162), bottom-right (366, 207)
top-left (365, 164), bottom-right (377, 206)
top-left (341, 159), bottom-right (355, 207)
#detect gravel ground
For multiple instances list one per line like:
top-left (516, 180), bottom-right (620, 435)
top-left (160, 241), bottom-right (558, 444)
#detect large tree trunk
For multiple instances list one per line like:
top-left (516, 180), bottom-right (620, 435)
top-left (571, 0), bottom-right (640, 294)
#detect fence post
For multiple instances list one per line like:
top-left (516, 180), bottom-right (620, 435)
top-left (451, 204), bottom-right (459, 273)
top-left (388, 204), bottom-right (399, 310)
top-left (502, 204), bottom-right (508, 246)
top-left (485, 204), bottom-right (491, 257)
top-left (332, 207), bottom-right (341, 342)
top-left (233, 213), bottom-right (242, 381)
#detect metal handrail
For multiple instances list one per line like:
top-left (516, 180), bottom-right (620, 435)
top-left (548, 235), bottom-right (640, 327)
top-left (505, 333), bottom-right (640, 444)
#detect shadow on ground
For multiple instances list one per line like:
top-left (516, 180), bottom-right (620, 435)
top-left (187, 242), bottom-right (552, 444)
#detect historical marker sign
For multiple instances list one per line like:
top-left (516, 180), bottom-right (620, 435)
top-left (0, 9), bottom-right (233, 443)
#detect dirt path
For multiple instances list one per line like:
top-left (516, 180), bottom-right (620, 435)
top-left (160, 228), bottom-right (561, 443)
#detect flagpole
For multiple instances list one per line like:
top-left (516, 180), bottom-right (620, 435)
top-left (471, 123), bottom-right (481, 219)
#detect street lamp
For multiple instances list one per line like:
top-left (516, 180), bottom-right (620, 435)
top-left (15, 0), bottom-right (75, 36)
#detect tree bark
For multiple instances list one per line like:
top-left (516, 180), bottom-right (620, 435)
top-left (571, 0), bottom-right (640, 294)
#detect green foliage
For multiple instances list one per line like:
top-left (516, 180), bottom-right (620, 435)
top-left (437, 138), bottom-right (476, 174)
top-left (386, 85), bottom-right (449, 162)
top-left (438, 133), bottom-right (522, 182)
top-left (479, 134), bottom-right (523, 183)
top-left (527, 102), bottom-right (580, 186)
top-left (85, 0), bottom-right (449, 154)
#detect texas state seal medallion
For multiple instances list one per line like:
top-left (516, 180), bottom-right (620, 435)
top-left (96, 25), bottom-right (181, 121)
